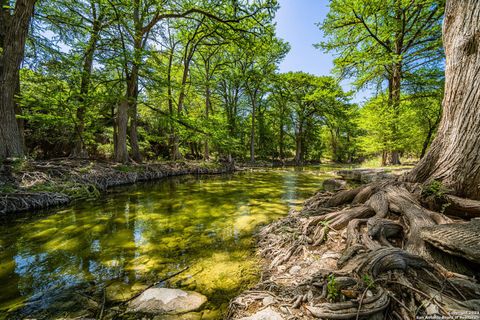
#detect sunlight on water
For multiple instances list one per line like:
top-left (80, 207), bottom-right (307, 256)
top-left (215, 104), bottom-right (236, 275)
top-left (0, 166), bottom-right (343, 319)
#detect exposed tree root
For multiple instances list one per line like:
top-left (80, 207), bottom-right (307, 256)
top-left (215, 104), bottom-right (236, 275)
top-left (305, 288), bottom-right (389, 319)
top-left (0, 192), bottom-right (70, 214)
top-left (229, 177), bottom-right (480, 319)
top-left (444, 195), bottom-right (480, 218)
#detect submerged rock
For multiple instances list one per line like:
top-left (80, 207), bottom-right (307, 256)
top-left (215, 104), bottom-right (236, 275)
top-left (127, 287), bottom-right (207, 315)
top-left (105, 282), bottom-right (148, 303)
top-left (19, 290), bottom-right (98, 319)
top-left (239, 307), bottom-right (284, 320)
top-left (154, 311), bottom-right (203, 320)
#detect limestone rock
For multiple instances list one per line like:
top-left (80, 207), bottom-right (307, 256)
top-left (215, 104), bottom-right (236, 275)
top-left (322, 179), bottom-right (347, 192)
top-left (127, 287), bottom-right (207, 315)
top-left (154, 311), bottom-right (203, 320)
top-left (288, 265), bottom-right (301, 275)
top-left (262, 296), bottom-right (275, 307)
top-left (337, 169), bottom-right (395, 183)
top-left (239, 307), bottom-right (284, 320)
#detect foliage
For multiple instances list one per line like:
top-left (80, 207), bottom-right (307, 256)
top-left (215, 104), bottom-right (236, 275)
top-left (318, 0), bottom-right (444, 91)
top-left (318, 0), bottom-right (445, 164)
top-left (362, 274), bottom-right (375, 289)
top-left (3, 0), bottom-right (445, 166)
top-left (422, 180), bottom-right (449, 199)
top-left (327, 274), bottom-right (339, 302)
top-left (356, 92), bottom-right (442, 163)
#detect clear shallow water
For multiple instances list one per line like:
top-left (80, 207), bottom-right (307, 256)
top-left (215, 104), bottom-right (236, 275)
top-left (0, 166), bottom-right (342, 319)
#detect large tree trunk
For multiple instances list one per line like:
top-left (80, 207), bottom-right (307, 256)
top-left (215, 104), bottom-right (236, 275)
top-left (0, 0), bottom-right (36, 158)
top-left (129, 101), bottom-right (142, 162)
top-left (14, 75), bottom-right (25, 151)
top-left (420, 123), bottom-right (436, 159)
top-left (128, 72), bottom-right (142, 162)
top-left (177, 57), bottom-right (191, 114)
top-left (170, 54), bottom-right (192, 161)
top-left (128, 35), bottom-right (142, 162)
top-left (279, 116), bottom-right (284, 161)
top-left (294, 122), bottom-right (303, 165)
top-left (72, 6), bottom-right (101, 158)
top-left (388, 62), bottom-right (402, 166)
top-left (408, 0), bottom-right (480, 200)
top-left (166, 44), bottom-right (177, 160)
top-left (115, 71), bottom-right (139, 164)
top-left (249, 89), bottom-right (257, 163)
top-left (115, 100), bottom-right (129, 163)
top-left (204, 83), bottom-right (211, 160)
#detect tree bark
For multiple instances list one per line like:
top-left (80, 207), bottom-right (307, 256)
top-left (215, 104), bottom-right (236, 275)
top-left (14, 75), bottom-right (25, 151)
top-left (166, 43), bottom-right (177, 160)
top-left (129, 100), bottom-right (142, 162)
top-left (249, 88), bottom-right (257, 163)
top-left (128, 65), bottom-right (142, 162)
top-left (389, 62), bottom-right (402, 166)
top-left (420, 125), bottom-right (435, 159)
top-left (72, 2), bottom-right (101, 158)
top-left (407, 0), bottom-right (480, 200)
top-left (0, 0), bottom-right (36, 158)
top-left (115, 100), bottom-right (129, 163)
top-left (177, 56), bottom-right (191, 114)
top-left (279, 115), bottom-right (284, 160)
top-left (170, 49), bottom-right (193, 161)
top-left (294, 121), bottom-right (304, 165)
top-left (204, 83), bottom-right (211, 160)
top-left (115, 69), bottom-right (140, 163)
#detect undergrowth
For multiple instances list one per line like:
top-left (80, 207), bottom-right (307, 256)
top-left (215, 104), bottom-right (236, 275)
top-left (327, 274), bottom-right (339, 302)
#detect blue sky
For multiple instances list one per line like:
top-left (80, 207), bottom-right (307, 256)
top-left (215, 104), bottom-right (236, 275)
top-left (274, 0), bottom-right (371, 103)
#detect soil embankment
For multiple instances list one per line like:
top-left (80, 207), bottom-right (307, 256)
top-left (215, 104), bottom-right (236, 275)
top-left (0, 159), bottom-right (233, 215)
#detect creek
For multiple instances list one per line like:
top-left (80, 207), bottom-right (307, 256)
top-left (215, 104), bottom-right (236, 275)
top-left (0, 166), bottom-right (344, 319)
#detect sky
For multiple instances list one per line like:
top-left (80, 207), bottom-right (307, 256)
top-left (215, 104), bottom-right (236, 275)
top-left (274, 0), bottom-right (371, 103)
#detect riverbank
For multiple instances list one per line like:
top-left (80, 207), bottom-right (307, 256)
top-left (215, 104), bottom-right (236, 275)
top-left (228, 169), bottom-right (480, 319)
top-left (1, 165), bottom-right (339, 319)
top-left (0, 159), bottom-right (234, 215)
top-left (228, 188), bottom-right (347, 319)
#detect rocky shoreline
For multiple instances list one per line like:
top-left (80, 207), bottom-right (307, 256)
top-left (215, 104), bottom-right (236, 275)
top-left (0, 159), bottom-right (234, 216)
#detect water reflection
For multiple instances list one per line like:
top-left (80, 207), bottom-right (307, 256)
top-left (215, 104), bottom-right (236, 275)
top-left (0, 166), bottom-right (342, 318)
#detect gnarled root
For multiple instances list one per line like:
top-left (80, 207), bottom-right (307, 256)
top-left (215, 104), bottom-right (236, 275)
top-left (229, 178), bottom-right (480, 319)
top-left (305, 288), bottom-right (389, 319)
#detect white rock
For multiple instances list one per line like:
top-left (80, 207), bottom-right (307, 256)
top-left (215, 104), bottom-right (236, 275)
top-left (239, 307), bottom-right (284, 320)
top-left (127, 287), bottom-right (207, 315)
top-left (262, 296), bottom-right (275, 307)
top-left (289, 265), bottom-right (302, 275)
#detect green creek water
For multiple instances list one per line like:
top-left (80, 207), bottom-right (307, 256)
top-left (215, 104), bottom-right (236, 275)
top-left (0, 166), bottom-right (342, 319)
